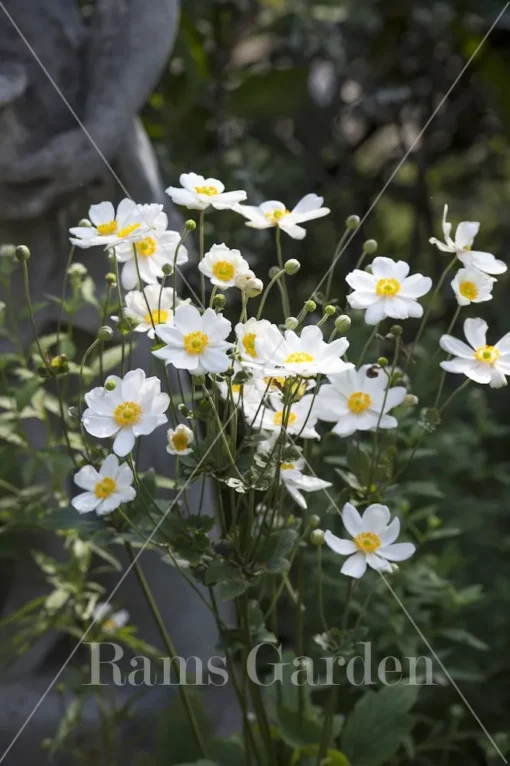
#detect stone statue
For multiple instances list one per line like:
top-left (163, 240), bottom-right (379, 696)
top-left (0, 1), bottom-right (236, 761)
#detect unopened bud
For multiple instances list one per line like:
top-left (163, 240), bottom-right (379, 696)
top-left (363, 239), bottom-right (378, 254)
top-left (309, 514), bottom-right (321, 529)
top-left (98, 326), bottom-right (113, 341)
top-left (50, 354), bottom-right (69, 373)
top-left (178, 403), bottom-right (190, 417)
top-left (68, 263), bottom-right (87, 278)
top-left (162, 263), bottom-right (173, 276)
top-left (104, 379), bottom-right (117, 391)
top-left (105, 272), bottom-right (117, 285)
top-left (324, 305), bottom-right (336, 316)
top-left (377, 356), bottom-right (389, 368)
top-left (185, 219), bottom-right (196, 231)
top-left (78, 219), bottom-right (92, 227)
top-left (305, 300), bottom-right (316, 313)
top-left (67, 405), bottom-right (79, 419)
top-left (389, 324), bottom-right (403, 336)
top-left (346, 214), bottom-right (360, 230)
top-left (403, 394), bottom-right (418, 407)
top-left (235, 270), bottom-right (255, 290)
top-left (310, 529), bottom-right (325, 546)
top-left (284, 259), bottom-right (301, 275)
top-left (213, 293), bottom-right (227, 310)
top-left (335, 314), bottom-right (351, 333)
top-left (15, 245), bottom-right (31, 261)
top-left (390, 563), bottom-right (400, 574)
top-left (245, 277), bottom-right (263, 298)
top-left (285, 316), bottom-right (299, 330)
top-left (268, 266), bottom-right (280, 279)
top-left (107, 250), bottom-right (116, 262)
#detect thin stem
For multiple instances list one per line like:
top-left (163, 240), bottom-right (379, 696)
top-left (439, 378), bottom-right (471, 413)
top-left (275, 227), bottom-right (291, 318)
top-left (56, 244), bottom-right (75, 350)
top-left (357, 325), bottom-right (378, 367)
top-left (256, 268), bottom-right (286, 320)
top-left (317, 545), bottom-right (329, 633)
top-left (199, 210), bottom-right (206, 307)
top-left (324, 226), bottom-right (350, 302)
top-left (20, 258), bottom-right (52, 374)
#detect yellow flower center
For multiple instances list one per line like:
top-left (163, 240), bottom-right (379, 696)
top-left (264, 375), bottom-right (286, 389)
top-left (285, 352), bottom-right (314, 364)
top-left (458, 280), bottom-right (478, 301)
top-left (183, 330), bottom-right (209, 355)
top-left (212, 260), bottom-right (236, 282)
top-left (103, 617), bottom-right (117, 631)
top-left (195, 185), bottom-right (219, 196)
top-left (171, 432), bottom-right (190, 452)
top-left (117, 223), bottom-right (141, 238)
top-left (97, 220), bottom-right (118, 236)
top-left (273, 410), bottom-right (298, 427)
top-left (463, 245), bottom-right (472, 251)
top-left (375, 278), bottom-right (401, 297)
top-left (242, 332), bottom-right (257, 358)
top-left (474, 345), bottom-right (500, 365)
top-left (347, 391), bottom-right (372, 414)
top-left (232, 384), bottom-right (242, 394)
top-left (144, 308), bottom-right (169, 325)
top-left (95, 477), bottom-right (117, 499)
top-left (135, 236), bottom-right (157, 257)
top-left (113, 401), bottom-right (142, 427)
top-left (354, 531), bottom-right (381, 553)
top-left (265, 208), bottom-right (290, 225)
top-left (281, 463), bottom-right (295, 470)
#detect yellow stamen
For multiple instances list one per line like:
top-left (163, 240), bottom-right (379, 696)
top-left (97, 220), bottom-right (118, 236)
top-left (232, 384), bottom-right (242, 394)
top-left (242, 332), bottom-right (257, 358)
top-left (281, 463), bottom-right (295, 470)
top-left (474, 345), bottom-right (500, 365)
top-left (273, 411), bottom-right (298, 427)
top-left (183, 331), bottom-right (209, 355)
top-left (171, 432), bottom-right (190, 452)
top-left (458, 281), bottom-right (478, 301)
top-left (103, 617), bottom-right (117, 631)
top-left (264, 375), bottom-right (286, 389)
top-left (135, 236), bottom-right (157, 257)
top-left (212, 260), bottom-right (235, 282)
top-left (144, 308), bottom-right (169, 325)
top-left (195, 185), bottom-right (219, 196)
top-left (354, 531), bottom-right (381, 553)
top-left (463, 245), bottom-right (472, 251)
top-left (264, 208), bottom-right (290, 225)
top-left (375, 278), bottom-right (400, 297)
top-left (347, 391), bottom-right (371, 414)
top-left (113, 401), bottom-right (142, 427)
top-left (285, 352), bottom-right (314, 364)
top-left (95, 477), bottom-right (117, 499)
top-left (117, 223), bottom-right (141, 238)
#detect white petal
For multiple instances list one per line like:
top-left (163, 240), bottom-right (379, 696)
top-left (99, 454), bottom-right (120, 479)
top-left (489, 367), bottom-right (507, 389)
top-left (361, 504), bottom-right (391, 532)
top-left (121, 369), bottom-right (146, 401)
top-left (121, 260), bottom-right (138, 291)
top-left (96, 495), bottom-right (122, 515)
top-left (469, 251), bottom-right (507, 275)
top-left (464, 317), bottom-right (488, 349)
top-left (278, 219), bottom-right (307, 239)
top-left (378, 542), bottom-right (415, 561)
top-left (113, 428), bottom-right (136, 457)
top-left (378, 517), bottom-right (400, 546)
top-left (399, 274), bottom-right (432, 298)
top-left (342, 502), bottom-right (363, 537)
top-left (82, 414), bottom-right (119, 439)
top-left (74, 465), bottom-right (100, 491)
top-left (366, 552), bottom-right (392, 573)
top-left (495, 332), bottom-right (510, 355)
top-left (371, 258), bottom-right (409, 280)
top-left (440, 358), bottom-right (475, 374)
top-left (88, 201), bottom-right (115, 226)
top-left (341, 552), bottom-right (367, 579)
top-left (324, 530), bottom-right (357, 556)
top-left (455, 221), bottom-right (479, 250)
top-left (72, 492), bottom-right (101, 514)
top-left (465, 362), bottom-right (492, 384)
top-left (439, 335), bottom-right (474, 359)
top-left (364, 300), bottom-right (387, 325)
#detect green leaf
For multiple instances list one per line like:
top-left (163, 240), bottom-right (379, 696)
top-left (219, 580), bottom-right (249, 600)
top-left (341, 685), bottom-right (418, 766)
top-left (291, 746), bottom-right (350, 766)
top-left (15, 378), bottom-right (40, 411)
top-left (276, 705), bottom-right (323, 749)
top-left (257, 529), bottom-right (298, 573)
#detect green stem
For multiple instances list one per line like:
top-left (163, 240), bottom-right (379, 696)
top-left (409, 254), bottom-right (458, 364)
top-left (275, 227), bottom-right (291, 318)
top-left (357, 325), bottom-right (378, 367)
top-left (199, 210), bottom-right (206, 307)
top-left (439, 378), bottom-right (471, 413)
top-left (256, 268), bottom-right (286, 320)
top-left (324, 226), bottom-right (350, 302)
top-left (56, 244), bottom-right (75, 351)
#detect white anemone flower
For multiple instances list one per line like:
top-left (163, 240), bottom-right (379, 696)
top-left (429, 204), bottom-right (507, 275)
top-left (115, 285), bottom-right (177, 338)
top-left (82, 369), bottom-right (169, 457)
top-left (69, 199), bottom-right (146, 249)
top-left (244, 393), bottom-right (320, 440)
top-left (198, 243), bottom-right (250, 288)
top-left (325, 502), bottom-right (415, 579)
top-left (93, 602), bottom-right (129, 633)
top-left (440, 317), bottom-right (510, 388)
top-left (115, 209), bottom-right (188, 290)
top-left (71, 454), bottom-right (135, 515)
top-left (234, 194), bottom-right (330, 240)
top-left (153, 304), bottom-right (233, 375)
top-left (165, 172), bottom-right (247, 211)
top-left (257, 324), bottom-right (352, 378)
top-left (315, 364), bottom-right (406, 437)
top-left (346, 257), bottom-right (432, 325)
top-left (166, 424), bottom-right (194, 456)
top-left (280, 458), bottom-right (332, 509)
top-left (235, 318), bottom-right (282, 366)
top-left (451, 268), bottom-right (495, 307)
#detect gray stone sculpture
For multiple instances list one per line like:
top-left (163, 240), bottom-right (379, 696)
top-left (0, 1), bottom-right (236, 762)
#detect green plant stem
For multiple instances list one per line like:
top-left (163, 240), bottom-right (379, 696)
top-left (256, 268), bottom-right (286, 319)
top-left (275, 227), bottom-right (291, 318)
top-left (317, 545), bottom-right (329, 633)
top-left (201, 385), bottom-right (244, 481)
top-left (20, 259), bottom-right (52, 374)
top-left (112, 257), bottom-right (126, 375)
top-left (439, 378), bottom-right (471, 412)
top-left (357, 325), bottom-right (378, 367)
top-left (199, 210), bottom-right (206, 306)
top-left (296, 546), bottom-right (305, 720)
top-left (324, 226), bottom-right (350, 302)
top-left (124, 541), bottom-right (208, 758)
top-left (172, 227), bottom-right (190, 314)
top-left (56, 244), bottom-right (75, 350)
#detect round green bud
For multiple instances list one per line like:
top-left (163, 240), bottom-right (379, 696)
top-left (389, 324), bottom-right (403, 336)
top-left (185, 219), bottom-right (197, 231)
top-left (305, 299), bottom-right (316, 313)
top-left (284, 259), bottom-right (301, 275)
top-left (15, 245), bottom-right (31, 261)
top-left (245, 277), bottom-right (264, 298)
top-left (363, 239), bottom-right (378, 254)
top-left (78, 218), bottom-right (92, 227)
top-left (67, 405), bottom-right (79, 419)
top-left (104, 379), bottom-right (117, 391)
top-left (178, 403), bottom-right (190, 416)
top-left (310, 529), bottom-right (325, 546)
top-left (98, 325), bottom-right (113, 341)
top-left (403, 394), bottom-right (418, 408)
top-left (335, 314), bottom-right (351, 333)
top-left (324, 305), bottom-right (336, 316)
top-left (50, 354), bottom-right (69, 373)
top-left (309, 514), bottom-right (321, 529)
top-left (162, 263), bottom-right (173, 276)
top-left (213, 293), bottom-right (227, 310)
top-left (377, 356), bottom-right (389, 368)
top-left (285, 316), bottom-right (299, 330)
top-left (105, 272), bottom-right (117, 285)
top-left (346, 214), bottom-right (360, 230)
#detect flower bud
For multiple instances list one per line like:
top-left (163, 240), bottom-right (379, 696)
top-left (390, 563), bottom-right (400, 574)
top-left (403, 394), bottom-right (418, 407)
top-left (67, 263), bottom-right (87, 278)
top-left (334, 314), bottom-right (351, 333)
top-left (235, 269), bottom-right (255, 290)
top-left (104, 379), bottom-right (117, 391)
top-left (310, 529), bottom-right (325, 546)
top-left (15, 245), bottom-right (31, 261)
top-left (0, 244), bottom-right (16, 258)
top-left (346, 214), bottom-right (360, 230)
top-left (377, 356), bottom-right (389, 368)
top-left (67, 405), bottom-right (79, 419)
top-left (309, 514), bottom-right (321, 529)
top-left (268, 266), bottom-right (280, 279)
top-left (98, 326), bottom-right (113, 341)
top-left (284, 259), bottom-right (301, 275)
top-left (389, 324), bottom-right (403, 336)
top-left (285, 316), bottom-right (299, 330)
top-left (213, 293), bottom-right (227, 310)
top-left (162, 263), bottom-right (173, 276)
top-left (105, 272), bottom-right (117, 285)
top-left (363, 239), bottom-right (378, 254)
top-left (324, 305), bottom-right (336, 316)
top-left (50, 354), bottom-right (69, 374)
top-left (178, 403), bottom-right (191, 417)
top-left (185, 219), bottom-right (197, 231)
top-left (78, 218), bottom-right (92, 227)
top-left (304, 300), bottom-right (316, 313)
top-left (245, 277), bottom-right (264, 298)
